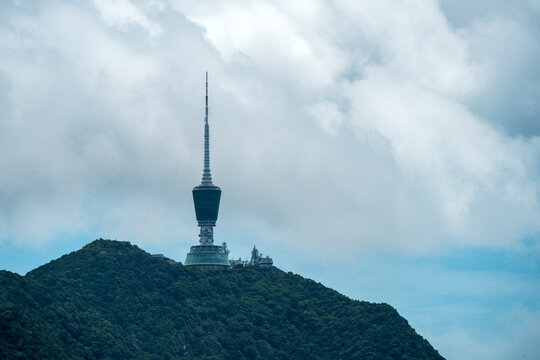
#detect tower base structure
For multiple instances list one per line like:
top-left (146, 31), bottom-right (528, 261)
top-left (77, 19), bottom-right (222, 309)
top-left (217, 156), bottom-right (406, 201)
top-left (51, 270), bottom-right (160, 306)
top-left (184, 244), bottom-right (229, 270)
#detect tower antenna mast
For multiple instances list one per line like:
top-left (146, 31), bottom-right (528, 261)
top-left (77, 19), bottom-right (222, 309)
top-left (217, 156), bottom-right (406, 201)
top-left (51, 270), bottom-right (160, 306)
top-left (201, 71), bottom-right (213, 185)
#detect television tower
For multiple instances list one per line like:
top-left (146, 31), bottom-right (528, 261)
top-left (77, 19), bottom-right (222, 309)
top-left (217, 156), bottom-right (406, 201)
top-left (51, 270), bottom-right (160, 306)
top-left (184, 72), bottom-right (230, 269)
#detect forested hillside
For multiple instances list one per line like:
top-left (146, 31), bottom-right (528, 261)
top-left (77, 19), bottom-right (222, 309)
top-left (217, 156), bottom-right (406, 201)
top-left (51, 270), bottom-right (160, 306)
top-left (0, 239), bottom-right (444, 359)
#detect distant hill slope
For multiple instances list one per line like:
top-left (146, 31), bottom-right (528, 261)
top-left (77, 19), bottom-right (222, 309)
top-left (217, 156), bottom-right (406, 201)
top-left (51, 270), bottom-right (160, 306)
top-left (0, 239), bottom-right (444, 360)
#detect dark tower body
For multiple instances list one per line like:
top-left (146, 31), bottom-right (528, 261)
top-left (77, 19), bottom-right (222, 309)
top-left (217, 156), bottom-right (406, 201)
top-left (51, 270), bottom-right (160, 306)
top-left (184, 73), bottom-right (229, 269)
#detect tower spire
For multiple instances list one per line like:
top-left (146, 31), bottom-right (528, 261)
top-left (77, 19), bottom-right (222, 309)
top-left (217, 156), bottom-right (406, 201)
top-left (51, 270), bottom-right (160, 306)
top-left (201, 71), bottom-right (213, 185)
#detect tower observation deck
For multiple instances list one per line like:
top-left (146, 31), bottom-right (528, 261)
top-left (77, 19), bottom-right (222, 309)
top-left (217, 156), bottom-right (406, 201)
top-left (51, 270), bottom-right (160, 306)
top-left (184, 72), bottom-right (230, 270)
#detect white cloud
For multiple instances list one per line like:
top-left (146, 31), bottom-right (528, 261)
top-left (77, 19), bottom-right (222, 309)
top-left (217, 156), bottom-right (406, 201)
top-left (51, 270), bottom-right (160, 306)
top-left (171, 0), bottom-right (346, 88)
top-left (171, 0), bottom-right (540, 254)
top-left (0, 1), bottom-right (208, 246)
top-left (1, 0), bottom-right (540, 255)
top-left (93, 0), bottom-right (163, 37)
top-left (345, 68), bottom-right (540, 248)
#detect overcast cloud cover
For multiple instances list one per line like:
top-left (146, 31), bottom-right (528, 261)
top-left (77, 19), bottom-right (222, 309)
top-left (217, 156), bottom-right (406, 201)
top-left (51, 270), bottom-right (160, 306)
top-left (1, 0), bottom-right (540, 358)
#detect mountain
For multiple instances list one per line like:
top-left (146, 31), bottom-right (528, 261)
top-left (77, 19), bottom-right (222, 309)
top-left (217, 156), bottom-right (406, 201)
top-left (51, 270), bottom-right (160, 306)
top-left (0, 239), bottom-right (444, 359)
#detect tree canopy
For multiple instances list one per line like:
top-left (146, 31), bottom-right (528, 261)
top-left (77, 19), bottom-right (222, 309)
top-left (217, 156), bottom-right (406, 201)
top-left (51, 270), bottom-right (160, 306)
top-left (0, 239), bottom-right (444, 359)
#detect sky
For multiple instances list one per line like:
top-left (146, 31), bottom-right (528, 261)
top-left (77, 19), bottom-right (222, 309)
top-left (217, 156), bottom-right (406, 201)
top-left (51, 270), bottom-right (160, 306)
top-left (1, 0), bottom-right (539, 358)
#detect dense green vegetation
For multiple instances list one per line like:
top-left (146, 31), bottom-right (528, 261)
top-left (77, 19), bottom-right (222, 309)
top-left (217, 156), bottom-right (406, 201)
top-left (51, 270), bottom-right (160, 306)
top-left (0, 239), bottom-right (444, 359)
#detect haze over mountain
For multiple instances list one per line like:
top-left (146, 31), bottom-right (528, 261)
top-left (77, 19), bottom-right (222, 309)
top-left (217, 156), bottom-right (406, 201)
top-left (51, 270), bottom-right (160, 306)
top-left (0, 239), bottom-right (444, 359)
